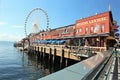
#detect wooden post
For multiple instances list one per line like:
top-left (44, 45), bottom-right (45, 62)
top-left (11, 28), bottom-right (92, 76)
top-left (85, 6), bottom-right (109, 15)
top-left (43, 48), bottom-right (46, 58)
top-left (49, 48), bottom-right (52, 61)
top-left (40, 47), bottom-right (44, 65)
top-left (36, 47), bottom-right (40, 61)
top-left (52, 48), bottom-right (56, 65)
top-left (60, 49), bottom-right (64, 68)
top-left (48, 48), bottom-right (52, 73)
top-left (67, 50), bottom-right (71, 66)
top-left (41, 47), bottom-right (43, 60)
top-left (65, 58), bottom-right (68, 67)
top-left (34, 46), bottom-right (36, 56)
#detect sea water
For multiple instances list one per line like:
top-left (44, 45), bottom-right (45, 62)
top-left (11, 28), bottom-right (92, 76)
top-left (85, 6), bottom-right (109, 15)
top-left (0, 41), bottom-right (46, 80)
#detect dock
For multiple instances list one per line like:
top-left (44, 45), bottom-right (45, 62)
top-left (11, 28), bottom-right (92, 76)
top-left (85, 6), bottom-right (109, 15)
top-left (29, 44), bottom-right (106, 59)
top-left (28, 44), bottom-right (104, 64)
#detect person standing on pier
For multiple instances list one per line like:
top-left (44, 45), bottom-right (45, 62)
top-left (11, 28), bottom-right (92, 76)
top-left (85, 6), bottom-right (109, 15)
top-left (114, 43), bottom-right (117, 52)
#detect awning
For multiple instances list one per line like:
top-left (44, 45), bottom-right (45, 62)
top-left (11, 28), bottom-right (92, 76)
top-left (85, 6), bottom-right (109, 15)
top-left (75, 33), bottom-right (109, 38)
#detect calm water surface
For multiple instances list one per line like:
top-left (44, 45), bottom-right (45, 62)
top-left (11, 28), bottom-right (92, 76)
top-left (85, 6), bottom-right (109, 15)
top-left (0, 41), bottom-right (48, 80)
top-left (0, 41), bottom-right (78, 80)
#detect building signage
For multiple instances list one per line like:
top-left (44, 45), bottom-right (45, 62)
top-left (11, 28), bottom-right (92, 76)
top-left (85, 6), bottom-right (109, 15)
top-left (77, 17), bottom-right (107, 26)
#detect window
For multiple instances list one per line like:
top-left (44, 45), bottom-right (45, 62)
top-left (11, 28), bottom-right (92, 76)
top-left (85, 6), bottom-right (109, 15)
top-left (90, 26), bottom-right (94, 33)
top-left (42, 34), bottom-right (44, 36)
top-left (62, 29), bottom-right (68, 34)
top-left (85, 27), bottom-right (88, 34)
top-left (101, 24), bottom-right (105, 32)
top-left (79, 28), bottom-right (82, 32)
top-left (94, 23), bottom-right (100, 33)
top-left (64, 29), bottom-right (68, 33)
top-left (76, 29), bottom-right (78, 34)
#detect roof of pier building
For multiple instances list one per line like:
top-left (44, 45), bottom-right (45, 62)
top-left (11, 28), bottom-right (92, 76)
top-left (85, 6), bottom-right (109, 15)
top-left (37, 24), bottom-right (75, 40)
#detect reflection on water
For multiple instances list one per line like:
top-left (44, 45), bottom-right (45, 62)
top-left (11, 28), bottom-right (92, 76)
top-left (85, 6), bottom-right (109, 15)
top-left (0, 41), bottom-right (44, 80)
top-left (0, 41), bottom-right (78, 80)
top-left (27, 52), bottom-right (61, 76)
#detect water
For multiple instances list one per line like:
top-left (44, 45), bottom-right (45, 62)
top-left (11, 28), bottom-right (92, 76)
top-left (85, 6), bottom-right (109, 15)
top-left (0, 41), bottom-right (45, 80)
top-left (0, 41), bottom-right (78, 80)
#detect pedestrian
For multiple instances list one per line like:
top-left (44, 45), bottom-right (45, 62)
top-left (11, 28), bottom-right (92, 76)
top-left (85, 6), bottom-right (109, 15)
top-left (114, 44), bottom-right (117, 52)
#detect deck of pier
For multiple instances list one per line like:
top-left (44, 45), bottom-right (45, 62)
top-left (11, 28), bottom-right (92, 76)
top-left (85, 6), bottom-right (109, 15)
top-left (29, 44), bottom-right (106, 61)
top-left (30, 45), bottom-right (79, 61)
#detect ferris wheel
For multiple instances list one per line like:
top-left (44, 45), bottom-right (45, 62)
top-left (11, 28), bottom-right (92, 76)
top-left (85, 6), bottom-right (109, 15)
top-left (24, 8), bottom-right (49, 37)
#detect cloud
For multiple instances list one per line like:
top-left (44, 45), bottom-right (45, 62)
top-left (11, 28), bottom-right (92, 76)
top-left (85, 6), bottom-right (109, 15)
top-left (12, 25), bottom-right (24, 29)
top-left (0, 33), bottom-right (24, 41)
top-left (0, 21), bottom-right (7, 25)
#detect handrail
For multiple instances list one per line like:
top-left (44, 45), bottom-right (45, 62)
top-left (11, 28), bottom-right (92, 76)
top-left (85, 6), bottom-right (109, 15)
top-left (87, 51), bottom-right (113, 80)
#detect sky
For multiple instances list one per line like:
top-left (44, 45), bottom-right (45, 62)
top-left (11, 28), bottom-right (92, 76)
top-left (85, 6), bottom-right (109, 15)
top-left (0, 0), bottom-right (120, 41)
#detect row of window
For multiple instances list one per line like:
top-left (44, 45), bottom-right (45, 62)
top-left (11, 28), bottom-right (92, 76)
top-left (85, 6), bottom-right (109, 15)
top-left (76, 23), bottom-right (105, 34)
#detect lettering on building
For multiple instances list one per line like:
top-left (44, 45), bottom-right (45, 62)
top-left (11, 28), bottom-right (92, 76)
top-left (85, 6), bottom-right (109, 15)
top-left (77, 17), bottom-right (107, 26)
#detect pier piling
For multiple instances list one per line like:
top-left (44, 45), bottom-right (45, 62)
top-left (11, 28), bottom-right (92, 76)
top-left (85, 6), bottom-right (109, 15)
top-left (52, 48), bottom-right (56, 66)
top-left (65, 58), bottom-right (68, 67)
top-left (49, 48), bottom-right (52, 61)
top-left (60, 49), bottom-right (64, 68)
top-left (36, 47), bottom-right (40, 61)
top-left (43, 48), bottom-right (46, 58)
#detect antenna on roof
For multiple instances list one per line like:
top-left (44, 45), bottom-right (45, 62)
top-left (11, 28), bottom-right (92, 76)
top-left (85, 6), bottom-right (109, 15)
top-left (108, 4), bottom-right (111, 11)
top-left (80, 17), bottom-right (83, 19)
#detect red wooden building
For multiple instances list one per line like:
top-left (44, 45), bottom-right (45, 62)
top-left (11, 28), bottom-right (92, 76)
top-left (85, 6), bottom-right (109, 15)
top-left (75, 11), bottom-right (118, 48)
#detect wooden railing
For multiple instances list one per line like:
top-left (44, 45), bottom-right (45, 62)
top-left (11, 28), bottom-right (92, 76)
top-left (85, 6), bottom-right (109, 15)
top-left (32, 43), bottom-right (107, 52)
top-left (90, 47), bottom-right (107, 52)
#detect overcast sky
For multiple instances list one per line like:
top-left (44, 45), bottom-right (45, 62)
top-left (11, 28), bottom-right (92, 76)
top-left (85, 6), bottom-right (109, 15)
top-left (0, 0), bottom-right (120, 41)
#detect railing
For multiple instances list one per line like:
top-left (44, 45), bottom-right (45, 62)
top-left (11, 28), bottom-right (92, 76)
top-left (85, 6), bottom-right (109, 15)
top-left (93, 51), bottom-right (114, 80)
top-left (32, 43), bottom-right (107, 52)
top-left (68, 46), bottom-right (93, 57)
top-left (31, 43), bottom-right (107, 57)
top-left (90, 47), bottom-right (107, 52)
top-left (69, 46), bottom-right (106, 52)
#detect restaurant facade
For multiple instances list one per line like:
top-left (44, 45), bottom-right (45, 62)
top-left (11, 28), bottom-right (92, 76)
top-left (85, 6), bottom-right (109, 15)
top-left (74, 11), bottom-right (118, 48)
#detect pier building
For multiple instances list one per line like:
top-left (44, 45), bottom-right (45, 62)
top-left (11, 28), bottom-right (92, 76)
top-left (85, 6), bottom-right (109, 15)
top-left (27, 11), bottom-right (118, 51)
top-left (75, 11), bottom-right (118, 50)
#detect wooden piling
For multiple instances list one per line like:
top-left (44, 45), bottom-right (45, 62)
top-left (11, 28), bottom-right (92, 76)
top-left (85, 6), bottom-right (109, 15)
top-left (41, 47), bottom-right (43, 59)
top-left (39, 47), bottom-right (41, 57)
top-left (43, 48), bottom-right (46, 58)
top-left (49, 48), bottom-right (52, 61)
top-left (60, 49), bottom-right (64, 68)
top-left (34, 46), bottom-right (36, 56)
top-left (36, 47), bottom-right (40, 61)
top-left (52, 48), bottom-right (56, 65)
top-left (65, 58), bottom-right (68, 67)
